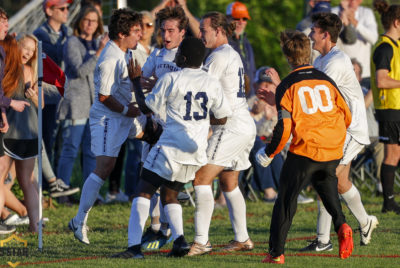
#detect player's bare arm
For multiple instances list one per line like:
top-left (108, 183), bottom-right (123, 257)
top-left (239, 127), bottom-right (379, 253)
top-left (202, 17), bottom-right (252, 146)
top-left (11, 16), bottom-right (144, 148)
top-left (128, 58), bottom-right (153, 115)
top-left (98, 93), bottom-right (140, 118)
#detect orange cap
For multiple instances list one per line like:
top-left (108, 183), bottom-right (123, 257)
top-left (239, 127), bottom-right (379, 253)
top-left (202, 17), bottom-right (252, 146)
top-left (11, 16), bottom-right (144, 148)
top-left (43, 0), bottom-right (72, 11)
top-left (226, 1), bottom-right (251, 20)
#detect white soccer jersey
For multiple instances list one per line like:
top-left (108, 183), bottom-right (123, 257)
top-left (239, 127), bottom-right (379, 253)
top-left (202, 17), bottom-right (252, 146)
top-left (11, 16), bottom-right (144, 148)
top-left (203, 44), bottom-right (256, 136)
top-left (144, 68), bottom-right (232, 166)
top-left (142, 47), bottom-right (180, 79)
top-left (91, 41), bottom-right (133, 117)
top-left (314, 46), bottom-right (370, 145)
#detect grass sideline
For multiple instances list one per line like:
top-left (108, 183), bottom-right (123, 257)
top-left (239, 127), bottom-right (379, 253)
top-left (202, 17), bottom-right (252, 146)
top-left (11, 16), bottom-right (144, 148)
top-left (0, 194), bottom-right (399, 267)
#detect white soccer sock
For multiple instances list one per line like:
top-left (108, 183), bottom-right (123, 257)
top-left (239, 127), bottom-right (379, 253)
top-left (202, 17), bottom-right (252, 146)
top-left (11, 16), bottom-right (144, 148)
top-left (341, 184), bottom-right (368, 228)
top-left (164, 203), bottom-right (183, 241)
top-left (75, 173), bottom-right (104, 225)
top-left (194, 185), bottom-right (214, 245)
top-left (317, 200), bottom-right (332, 244)
top-left (223, 186), bottom-right (249, 242)
top-left (128, 197), bottom-right (150, 247)
top-left (150, 193), bottom-right (160, 218)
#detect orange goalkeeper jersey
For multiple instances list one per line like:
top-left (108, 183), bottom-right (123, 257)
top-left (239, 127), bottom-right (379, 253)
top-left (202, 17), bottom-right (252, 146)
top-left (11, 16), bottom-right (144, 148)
top-left (265, 65), bottom-right (351, 162)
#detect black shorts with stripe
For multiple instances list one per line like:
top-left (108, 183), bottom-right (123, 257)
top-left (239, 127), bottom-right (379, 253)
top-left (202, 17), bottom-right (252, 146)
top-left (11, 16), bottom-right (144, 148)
top-left (378, 121), bottom-right (400, 144)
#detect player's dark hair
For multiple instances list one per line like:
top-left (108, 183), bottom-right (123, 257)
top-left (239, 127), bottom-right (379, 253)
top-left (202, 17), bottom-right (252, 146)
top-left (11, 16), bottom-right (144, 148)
top-left (280, 30), bottom-right (311, 67)
top-left (156, 6), bottom-right (188, 31)
top-left (108, 8), bottom-right (142, 41)
top-left (0, 7), bottom-right (8, 19)
top-left (179, 37), bottom-right (206, 67)
top-left (202, 11), bottom-right (235, 37)
top-left (374, 0), bottom-right (400, 31)
top-left (311, 12), bottom-right (342, 43)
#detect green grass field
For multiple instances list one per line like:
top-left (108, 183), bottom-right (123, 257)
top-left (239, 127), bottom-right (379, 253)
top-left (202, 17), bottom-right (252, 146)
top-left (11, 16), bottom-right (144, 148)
top-left (0, 193), bottom-right (399, 267)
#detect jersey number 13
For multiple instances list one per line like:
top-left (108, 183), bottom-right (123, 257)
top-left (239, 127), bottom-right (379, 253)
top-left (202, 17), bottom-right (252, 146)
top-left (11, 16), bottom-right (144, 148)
top-left (183, 91), bottom-right (209, 121)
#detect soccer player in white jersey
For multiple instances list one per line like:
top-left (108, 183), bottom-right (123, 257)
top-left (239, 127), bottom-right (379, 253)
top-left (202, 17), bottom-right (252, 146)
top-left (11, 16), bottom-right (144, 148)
top-left (68, 8), bottom-right (148, 245)
top-left (188, 12), bottom-right (256, 256)
top-left (138, 6), bottom-right (188, 249)
top-left (300, 12), bottom-right (378, 251)
top-left (112, 37), bottom-right (232, 259)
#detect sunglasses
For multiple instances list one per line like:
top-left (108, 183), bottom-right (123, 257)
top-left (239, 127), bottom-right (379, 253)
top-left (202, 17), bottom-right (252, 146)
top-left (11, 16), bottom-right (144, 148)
top-left (144, 22), bottom-right (154, 28)
top-left (53, 6), bottom-right (69, 12)
top-left (233, 18), bottom-right (248, 22)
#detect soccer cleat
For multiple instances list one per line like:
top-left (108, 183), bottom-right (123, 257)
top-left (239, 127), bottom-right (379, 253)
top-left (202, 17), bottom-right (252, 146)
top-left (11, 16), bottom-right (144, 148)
top-left (297, 193), bottom-right (314, 204)
top-left (68, 218), bottom-right (90, 245)
top-left (105, 190), bottom-right (129, 203)
top-left (187, 241), bottom-right (212, 256)
top-left (220, 238), bottom-right (254, 252)
top-left (382, 200), bottom-right (400, 215)
top-left (141, 227), bottom-right (172, 250)
top-left (261, 253), bottom-right (285, 264)
top-left (360, 215), bottom-right (379, 246)
top-left (299, 238), bottom-right (333, 252)
top-left (49, 179), bottom-right (80, 198)
top-left (3, 214), bottom-right (29, 226)
top-left (0, 223), bottom-right (16, 234)
top-left (111, 244), bottom-right (144, 259)
top-left (167, 235), bottom-right (190, 257)
top-left (338, 223), bottom-right (353, 259)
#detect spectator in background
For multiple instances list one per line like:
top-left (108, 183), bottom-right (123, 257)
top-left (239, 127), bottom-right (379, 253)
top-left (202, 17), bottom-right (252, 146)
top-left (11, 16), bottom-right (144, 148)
top-left (247, 67), bottom-right (281, 202)
top-left (0, 35), bottom-right (40, 232)
top-left (33, 0), bottom-right (72, 168)
top-left (332, 0), bottom-right (378, 88)
top-left (0, 8), bottom-right (30, 235)
top-left (352, 58), bottom-right (384, 191)
top-left (371, 0), bottom-right (400, 215)
top-left (226, 1), bottom-right (256, 97)
top-left (57, 6), bottom-right (108, 191)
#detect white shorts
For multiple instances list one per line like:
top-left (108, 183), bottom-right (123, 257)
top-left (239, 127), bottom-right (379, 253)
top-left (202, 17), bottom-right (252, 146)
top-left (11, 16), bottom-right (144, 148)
top-left (340, 134), bottom-right (365, 165)
top-left (207, 127), bottom-right (255, 171)
top-left (143, 145), bottom-right (201, 183)
top-left (90, 113), bottom-right (146, 157)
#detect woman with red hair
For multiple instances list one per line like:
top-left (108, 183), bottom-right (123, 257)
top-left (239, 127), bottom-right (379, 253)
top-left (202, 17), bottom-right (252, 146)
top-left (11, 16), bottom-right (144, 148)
top-left (0, 34), bottom-right (41, 232)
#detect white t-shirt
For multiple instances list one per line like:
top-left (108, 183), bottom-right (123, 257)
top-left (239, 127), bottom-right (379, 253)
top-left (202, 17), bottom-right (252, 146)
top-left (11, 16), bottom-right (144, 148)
top-left (142, 47), bottom-right (180, 79)
top-left (331, 6), bottom-right (378, 79)
top-left (314, 46), bottom-right (370, 145)
top-left (91, 40), bottom-right (133, 117)
top-left (145, 68), bottom-right (232, 165)
top-left (203, 44), bottom-right (256, 136)
top-left (129, 42), bottom-right (155, 68)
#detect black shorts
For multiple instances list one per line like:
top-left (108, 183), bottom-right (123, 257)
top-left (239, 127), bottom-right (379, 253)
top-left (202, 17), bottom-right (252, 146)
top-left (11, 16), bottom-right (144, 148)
top-left (141, 168), bottom-right (184, 192)
top-left (378, 121), bottom-right (400, 144)
top-left (0, 133), bottom-right (4, 157)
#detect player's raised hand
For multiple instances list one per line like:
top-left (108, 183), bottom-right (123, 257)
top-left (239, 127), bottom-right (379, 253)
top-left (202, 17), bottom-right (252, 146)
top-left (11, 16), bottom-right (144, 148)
top-left (126, 102), bottom-right (141, 118)
top-left (256, 147), bottom-right (273, 167)
top-left (140, 77), bottom-right (157, 92)
top-left (10, 99), bottom-right (30, 112)
top-left (128, 58), bottom-right (142, 81)
top-left (265, 67), bottom-right (281, 86)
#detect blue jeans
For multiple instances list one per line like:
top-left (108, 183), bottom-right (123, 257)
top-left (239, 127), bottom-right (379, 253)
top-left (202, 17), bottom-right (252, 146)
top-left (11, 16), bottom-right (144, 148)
top-left (57, 119), bottom-right (96, 186)
top-left (124, 138), bottom-right (143, 197)
top-left (250, 136), bottom-right (283, 191)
